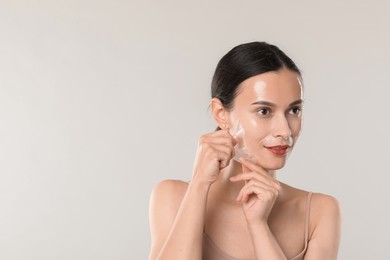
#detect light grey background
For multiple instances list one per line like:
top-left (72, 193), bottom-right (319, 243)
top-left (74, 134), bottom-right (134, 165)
top-left (1, 1), bottom-right (389, 259)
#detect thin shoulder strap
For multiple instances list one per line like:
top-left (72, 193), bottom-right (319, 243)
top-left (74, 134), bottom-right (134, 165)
top-left (304, 192), bottom-right (313, 243)
top-left (288, 192), bottom-right (313, 260)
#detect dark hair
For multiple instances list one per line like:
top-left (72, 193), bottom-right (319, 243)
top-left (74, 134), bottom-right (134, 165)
top-left (211, 41), bottom-right (301, 113)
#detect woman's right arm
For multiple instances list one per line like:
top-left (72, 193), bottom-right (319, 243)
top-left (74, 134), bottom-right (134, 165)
top-left (149, 178), bottom-right (211, 260)
top-left (148, 130), bottom-right (236, 260)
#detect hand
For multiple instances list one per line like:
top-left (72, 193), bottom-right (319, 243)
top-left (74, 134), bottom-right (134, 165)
top-left (230, 158), bottom-right (281, 226)
top-left (192, 129), bottom-right (236, 185)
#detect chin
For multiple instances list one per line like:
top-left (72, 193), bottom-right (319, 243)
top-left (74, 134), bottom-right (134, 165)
top-left (252, 155), bottom-right (288, 170)
top-left (267, 163), bottom-right (287, 171)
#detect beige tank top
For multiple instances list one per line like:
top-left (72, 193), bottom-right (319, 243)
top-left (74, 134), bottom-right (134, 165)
top-left (202, 192), bottom-right (313, 260)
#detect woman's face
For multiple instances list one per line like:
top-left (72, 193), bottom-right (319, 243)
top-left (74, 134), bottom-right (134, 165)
top-left (227, 69), bottom-right (303, 170)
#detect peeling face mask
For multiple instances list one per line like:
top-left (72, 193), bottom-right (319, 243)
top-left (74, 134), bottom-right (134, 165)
top-left (225, 69), bottom-right (303, 167)
top-left (229, 115), bottom-right (294, 163)
top-left (229, 119), bottom-right (251, 162)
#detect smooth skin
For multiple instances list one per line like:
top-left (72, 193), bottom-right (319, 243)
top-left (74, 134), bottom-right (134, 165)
top-left (149, 69), bottom-right (341, 260)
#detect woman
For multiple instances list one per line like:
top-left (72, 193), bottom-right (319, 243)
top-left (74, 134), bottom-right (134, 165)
top-left (149, 42), bottom-right (341, 260)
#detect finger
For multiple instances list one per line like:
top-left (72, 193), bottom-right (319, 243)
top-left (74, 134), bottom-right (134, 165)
top-left (237, 184), bottom-right (279, 202)
top-left (219, 128), bottom-right (234, 138)
top-left (200, 142), bottom-right (231, 165)
top-left (210, 144), bottom-right (235, 160)
top-left (219, 129), bottom-right (237, 146)
top-left (233, 134), bottom-right (241, 145)
top-left (200, 135), bottom-right (236, 148)
top-left (238, 178), bottom-right (279, 197)
top-left (209, 128), bottom-right (234, 138)
top-left (242, 164), bottom-right (251, 173)
top-left (210, 137), bottom-right (236, 148)
top-left (198, 137), bottom-right (235, 159)
top-left (241, 165), bottom-right (250, 185)
top-left (207, 144), bottom-right (234, 169)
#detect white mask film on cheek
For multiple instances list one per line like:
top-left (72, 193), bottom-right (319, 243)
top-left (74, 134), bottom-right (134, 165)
top-left (262, 134), bottom-right (294, 147)
top-left (229, 118), bottom-right (294, 163)
top-left (229, 120), bottom-right (253, 162)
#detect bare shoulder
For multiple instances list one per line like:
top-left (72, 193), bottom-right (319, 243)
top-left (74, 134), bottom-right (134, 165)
top-left (310, 192), bottom-right (341, 223)
top-left (150, 179), bottom-right (189, 206)
top-left (149, 181), bottom-right (189, 238)
top-left (311, 193), bottom-right (340, 208)
top-left (281, 183), bottom-right (340, 211)
top-left (149, 179), bottom-right (190, 221)
top-left (149, 180), bottom-right (190, 259)
top-left (281, 184), bottom-right (341, 257)
top-left (306, 193), bottom-right (342, 257)
top-left (281, 183), bottom-right (341, 221)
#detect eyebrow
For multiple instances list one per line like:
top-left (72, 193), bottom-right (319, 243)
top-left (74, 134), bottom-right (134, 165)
top-left (251, 99), bottom-right (304, 107)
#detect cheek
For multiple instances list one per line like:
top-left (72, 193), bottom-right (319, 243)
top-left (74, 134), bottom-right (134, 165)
top-left (241, 116), bottom-right (272, 142)
top-left (290, 118), bottom-right (302, 138)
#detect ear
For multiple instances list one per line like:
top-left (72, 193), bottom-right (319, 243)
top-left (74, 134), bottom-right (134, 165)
top-left (210, 98), bottom-right (229, 129)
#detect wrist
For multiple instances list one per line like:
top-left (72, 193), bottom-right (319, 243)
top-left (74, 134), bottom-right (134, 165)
top-left (247, 220), bottom-right (269, 232)
top-left (189, 174), bottom-right (212, 192)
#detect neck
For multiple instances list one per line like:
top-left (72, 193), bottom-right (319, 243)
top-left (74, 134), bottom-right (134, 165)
top-left (220, 159), bottom-right (277, 178)
top-left (214, 159), bottom-right (277, 201)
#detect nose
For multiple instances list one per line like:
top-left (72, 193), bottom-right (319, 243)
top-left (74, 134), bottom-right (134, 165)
top-left (271, 114), bottom-right (292, 139)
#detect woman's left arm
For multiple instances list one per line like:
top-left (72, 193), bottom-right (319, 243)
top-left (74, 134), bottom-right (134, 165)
top-left (303, 195), bottom-right (341, 260)
top-left (231, 159), bottom-right (341, 260)
top-left (247, 222), bottom-right (287, 260)
top-left (230, 158), bottom-right (287, 260)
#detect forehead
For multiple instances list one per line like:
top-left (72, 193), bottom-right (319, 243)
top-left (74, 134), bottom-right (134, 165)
top-left (235, 69), bottom-right (303, 105)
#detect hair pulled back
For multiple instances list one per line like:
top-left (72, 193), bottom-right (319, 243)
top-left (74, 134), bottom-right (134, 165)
top-left (211, 42), bottom-right (301, 112)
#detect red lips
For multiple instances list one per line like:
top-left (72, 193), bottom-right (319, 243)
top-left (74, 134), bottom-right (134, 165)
top-left (265, 145), bottom-right (290, 156)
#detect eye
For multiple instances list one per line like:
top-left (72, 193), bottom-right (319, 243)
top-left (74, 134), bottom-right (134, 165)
top-left (289, 106), bottom-right (302, 116)
top-left (257, 108), bottom-right (271, 116)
